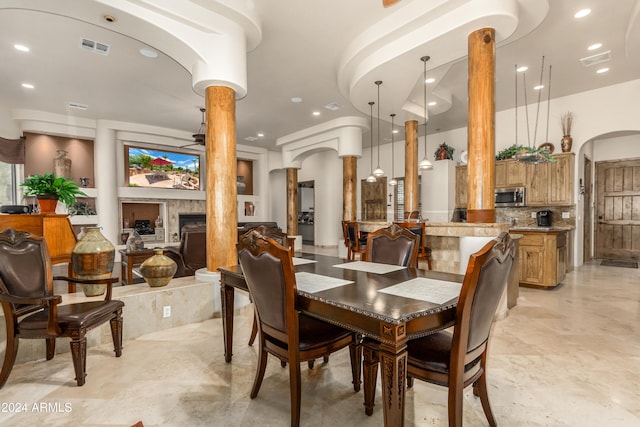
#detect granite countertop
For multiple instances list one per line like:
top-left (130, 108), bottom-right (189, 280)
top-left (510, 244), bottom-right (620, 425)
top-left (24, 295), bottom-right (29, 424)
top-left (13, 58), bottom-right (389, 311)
top-left (509, 225), bottom-right (575, 232)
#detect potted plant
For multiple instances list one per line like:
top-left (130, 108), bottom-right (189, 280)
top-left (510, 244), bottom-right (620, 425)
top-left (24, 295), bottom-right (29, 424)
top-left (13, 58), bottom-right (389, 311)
top-left (434, 142), bottom-right (454, 160)
top-left (21, 173), bottom-right (87, 214)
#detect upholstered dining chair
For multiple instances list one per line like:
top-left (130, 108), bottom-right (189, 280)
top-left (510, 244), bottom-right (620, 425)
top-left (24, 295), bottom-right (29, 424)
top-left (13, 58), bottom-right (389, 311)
top-left (364, 232), bottom-right (515, 427)
top-left (364, 223), bottom-right (419, 268)
top-left (244, 224), bottom-right (295, 346)
top-left (345, 221), bottom-right (367, 261)
top-left (341, 220), bottom-right (352, 260)
top-left (0, 228), bottom-right (124, 388)
top-left (237, 229), bottom-right (361, 427)
top-left (394, 221), bottom-right (433, 270)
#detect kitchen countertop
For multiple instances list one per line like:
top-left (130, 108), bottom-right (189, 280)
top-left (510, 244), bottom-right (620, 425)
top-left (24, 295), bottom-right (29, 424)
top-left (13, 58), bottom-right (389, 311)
top-left (509, 225), bottom-right (575, 232)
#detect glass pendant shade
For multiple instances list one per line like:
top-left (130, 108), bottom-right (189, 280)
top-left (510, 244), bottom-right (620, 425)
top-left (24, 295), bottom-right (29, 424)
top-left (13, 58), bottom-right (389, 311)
top-left (366, 173), bottom-right (377, 182)
top-left (389, 178), bottom-right (398, 186)
top-left (373, 167), bottom-right (384, 177)
top-left (419, 157), bottom-right (433, 170)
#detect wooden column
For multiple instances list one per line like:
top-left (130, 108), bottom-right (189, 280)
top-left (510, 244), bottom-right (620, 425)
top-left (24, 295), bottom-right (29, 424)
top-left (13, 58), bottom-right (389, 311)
top-left (404, 120), bottom-right (419, 214)
top-left (286, 168), bottom-right (298, 236)
top-left (343, 156), bottom-right (357, 221)
top-left (205, 86), bottom-right (237, 270)
top-left (467, 27), bottom-right (496, 223)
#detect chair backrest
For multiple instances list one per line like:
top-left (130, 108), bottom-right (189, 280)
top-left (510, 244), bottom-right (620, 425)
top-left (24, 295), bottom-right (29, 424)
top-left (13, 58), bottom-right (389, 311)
top-left (0, 228), bottom-right (52, 315)
top-left (236, 229), bottom-right (298, 347)
top-left (405, 210), bottom-right (420, 221)
top-left (454, 232), bottom-right (515, 358)
top-left (242, 224), bottom-right (294, 257)
top-left (394, 221), bottom-right (426, 254)
top-left (341, 220), bottom-right (349, 246)
top-left (365, 224), bottom-right (419, 267)
top-left (179, 224), bottom-right (207, 269)
top-left (345, 221), bottom-right (363, 249)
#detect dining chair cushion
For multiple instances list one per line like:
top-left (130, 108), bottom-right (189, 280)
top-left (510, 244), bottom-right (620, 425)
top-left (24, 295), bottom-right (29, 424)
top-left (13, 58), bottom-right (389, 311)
top-left (18, 300), bottom-right (125, 332)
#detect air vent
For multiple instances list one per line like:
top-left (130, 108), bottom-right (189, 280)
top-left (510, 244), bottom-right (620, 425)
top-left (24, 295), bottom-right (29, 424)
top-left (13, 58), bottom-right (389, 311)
top-left (80, 37), bottom-right (110, 55)
top-left (579, 50), bottom-right (611, 67)
top-left (68, 102), bottom-right (88, 111)
top-left (244, 136), bottom-right (258, 142)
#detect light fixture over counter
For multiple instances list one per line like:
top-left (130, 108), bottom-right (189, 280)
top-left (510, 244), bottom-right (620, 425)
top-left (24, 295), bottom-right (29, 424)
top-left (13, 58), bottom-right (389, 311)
top-left (366, 101), bottom-right (377, 182)
top-left (373, 80), bottom-right (384, 177)
top-left (418, 55), bottom-right (433, 171)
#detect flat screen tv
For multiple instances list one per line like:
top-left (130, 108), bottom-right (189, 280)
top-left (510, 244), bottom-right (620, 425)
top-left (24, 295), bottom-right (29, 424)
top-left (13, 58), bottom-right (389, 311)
top-left (125, 145), bottom-right (201, 190)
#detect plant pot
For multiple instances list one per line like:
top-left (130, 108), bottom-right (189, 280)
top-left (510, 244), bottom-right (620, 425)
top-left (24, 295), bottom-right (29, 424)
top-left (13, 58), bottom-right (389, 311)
top-left (139, 248), bottom-right (177, 287)
top-left (71, 227), bottom-right (115, 296)
top-left (37, 195), bottom-right (59, 214)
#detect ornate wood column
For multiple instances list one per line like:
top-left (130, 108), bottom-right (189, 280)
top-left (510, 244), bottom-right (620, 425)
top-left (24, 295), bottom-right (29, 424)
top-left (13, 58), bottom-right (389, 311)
top-left (343, 156), bottom-right (357, 221)
top-left (205, 86), bottom-right (237, 270)
top-left (404, 120), bottom-right (419, 214)
top-left (467, 27), bottom-right (496, 223)
top-left (286, 168), bottom-right (298, 236)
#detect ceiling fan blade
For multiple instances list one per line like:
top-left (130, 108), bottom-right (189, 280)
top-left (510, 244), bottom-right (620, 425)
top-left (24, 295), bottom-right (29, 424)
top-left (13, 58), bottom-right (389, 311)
top-left (382, 0), bottom-right (401, 7)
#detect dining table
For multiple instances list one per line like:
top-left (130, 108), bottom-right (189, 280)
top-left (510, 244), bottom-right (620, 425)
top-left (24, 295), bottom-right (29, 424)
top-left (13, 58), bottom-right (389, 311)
top-left (218, 253), bottom-right (464, 427)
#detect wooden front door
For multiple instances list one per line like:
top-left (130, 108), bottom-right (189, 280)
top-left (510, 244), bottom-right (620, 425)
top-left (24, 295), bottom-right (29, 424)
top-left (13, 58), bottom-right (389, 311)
top-left (595, 158), bottom-right (640, 260)
top-left (361, 177), bottom-right (387, 221)
top-left (583, 156), bottom-right (592, 262)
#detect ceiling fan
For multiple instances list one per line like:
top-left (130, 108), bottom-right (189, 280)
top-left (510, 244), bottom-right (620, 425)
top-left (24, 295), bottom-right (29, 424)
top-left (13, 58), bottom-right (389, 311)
top-left (181, 107), bottom-right (205, 148)
top-left (382, 0), bottom-right (401, 7)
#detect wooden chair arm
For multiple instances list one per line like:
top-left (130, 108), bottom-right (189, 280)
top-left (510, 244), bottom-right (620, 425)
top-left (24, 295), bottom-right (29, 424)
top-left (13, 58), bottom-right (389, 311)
top-left (0, 293), bottom-right (62, 306)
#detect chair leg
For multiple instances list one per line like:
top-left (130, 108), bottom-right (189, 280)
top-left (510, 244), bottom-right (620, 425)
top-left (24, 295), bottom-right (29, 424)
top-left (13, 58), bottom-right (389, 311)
top-left (0, 334), bottom-right (19, 388)
top-left (288, 358), bottom-right (302, 427)
top-left (427, 256), bottom-right (432, 270)
top-left (349, 337), bottom-right (362, 392)
top-left (362, 340), bottom-right (378, 416)
top-left (46, 337), bottom-right (56, 360)
top-left (69, 334), bottom-right (87, 386)
top-left (447, 381), bottom-right (464, 427)
top-left (248, 312), bottom-right (258, 346)
top-left (475, 370), bottom-right (497, 426)
top-left (250, 339), bottom-right (268, 399)
top-left (323, 355), bottom-right (329, 363)
top-left (110, 308), bottom-right (124, 357)
top-left (307, 360), bottom-right (315, 369)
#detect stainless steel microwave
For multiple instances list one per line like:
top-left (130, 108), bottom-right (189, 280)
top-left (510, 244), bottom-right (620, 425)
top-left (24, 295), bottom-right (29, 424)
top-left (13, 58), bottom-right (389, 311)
top-left (495, 187), bottom-right (525, 207)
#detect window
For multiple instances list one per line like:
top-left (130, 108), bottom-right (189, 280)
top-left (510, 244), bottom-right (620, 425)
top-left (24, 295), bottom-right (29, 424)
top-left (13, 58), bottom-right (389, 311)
top-left (0, 162), bottom-right (17, 205)
top-left (393, 177), bottom-right (422, 221)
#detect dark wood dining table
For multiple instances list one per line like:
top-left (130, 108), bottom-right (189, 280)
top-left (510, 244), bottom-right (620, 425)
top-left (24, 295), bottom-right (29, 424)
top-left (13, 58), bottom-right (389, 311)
top-left (218, 253), bottom-right (463, 427)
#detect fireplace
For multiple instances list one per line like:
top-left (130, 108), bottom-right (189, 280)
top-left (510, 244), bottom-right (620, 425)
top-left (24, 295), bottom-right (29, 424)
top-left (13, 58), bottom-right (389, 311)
top-left (179, 213), bottom-right (206, 232)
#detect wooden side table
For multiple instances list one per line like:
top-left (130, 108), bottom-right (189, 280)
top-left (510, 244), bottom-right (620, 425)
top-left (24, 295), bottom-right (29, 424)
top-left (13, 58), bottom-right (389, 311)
top-left (119, 249), bottom-right (155, 285)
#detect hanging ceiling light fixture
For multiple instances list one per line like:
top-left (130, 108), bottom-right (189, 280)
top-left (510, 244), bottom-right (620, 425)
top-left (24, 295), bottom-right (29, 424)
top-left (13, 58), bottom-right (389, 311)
top-left (418, 56), bottom-right (433, 171)
top-left (366, 101), bottom-right (377, 182)
top-left (192, 107), bottom-right (206, 145)
top-left (389, 113), bottom-right (398, 186)
top-left (373, 80), bottom-right (385, 177)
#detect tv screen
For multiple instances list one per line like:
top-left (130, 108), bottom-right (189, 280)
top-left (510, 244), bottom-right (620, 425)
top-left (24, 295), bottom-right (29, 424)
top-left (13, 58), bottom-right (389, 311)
top-left (125, 145), bottom-right (201, 190)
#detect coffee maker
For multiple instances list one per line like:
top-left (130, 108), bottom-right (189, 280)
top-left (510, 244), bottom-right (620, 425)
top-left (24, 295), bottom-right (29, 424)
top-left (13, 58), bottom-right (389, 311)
top-left (536, 210), bottom-right (552, 227)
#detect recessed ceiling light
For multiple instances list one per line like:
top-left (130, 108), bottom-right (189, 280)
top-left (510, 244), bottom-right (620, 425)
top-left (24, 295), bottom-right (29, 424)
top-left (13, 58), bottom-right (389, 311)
top-left (14, 44), bottom-right (29, 52)
top-left (244, 136), bottom-right (258, 141)
top-left (516, 66), bottom-right (528, 73)
top-left (533, 85), bottom-right (544, 90)
top-left (312, 111), bottom-right (320, 116)
top-left (21, 83), bottom-right (34, 89)
top-left (392, 129), bottom-right (399, 134)
top-left (574, 8), bottom-right (591, 19)
top-left (324, 102), bottom-right (341, 111)
top-left (139, 47), bottom-right (158, 58)
top-left (428, 101), bottom-right (437, 106)
top-left (588, 43), bottom-right (602, 51)
top-left (425, 78), bottom-right (435, 84)
top-left (290, 97), bottom-right (302, 103)
top-left (596, 67), bottom-right (609, 74)
top-left (257, 133), bottom-right (264, 137)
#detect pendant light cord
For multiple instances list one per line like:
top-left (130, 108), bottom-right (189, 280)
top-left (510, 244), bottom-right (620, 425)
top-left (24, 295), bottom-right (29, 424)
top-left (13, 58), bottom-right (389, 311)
top-left (369, 101), bottom-right (375, 173)
top-left (545, 64), bottom-right (552, 142)
top-left (376, 81), bottom-right (382, 169)
top-left (532, 56), bottom-right (545, 147)
top-left (523, 73), bottom-right (531, 148)
top-left (423, 57), bottom-right (428, 155)
top-left (515, 64), bottom-right (518, 145)
top-left (390, 113), bottom-right (395, 177)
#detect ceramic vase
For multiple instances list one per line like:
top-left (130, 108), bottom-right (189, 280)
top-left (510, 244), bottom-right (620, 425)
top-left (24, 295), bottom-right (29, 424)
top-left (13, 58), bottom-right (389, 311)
top-left (561, 135), bottom-right (573, 153)
top-left (139, 248), bottom-right (177, 287)
top-left (71, 227), bottom-right (115, 296)
top-left (236, 176), bottom-right (246, 195)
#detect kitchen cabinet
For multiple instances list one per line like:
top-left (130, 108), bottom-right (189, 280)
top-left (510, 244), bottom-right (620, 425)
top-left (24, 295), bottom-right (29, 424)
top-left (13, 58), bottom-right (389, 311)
top-left (514, 229), bottom-right (567, 288)
top-left (495, 159), bottom-right (526, 188)
top-left (525, 152), bottom-right (574, 206)
top-left (455, 165), bottom-right (467, 208)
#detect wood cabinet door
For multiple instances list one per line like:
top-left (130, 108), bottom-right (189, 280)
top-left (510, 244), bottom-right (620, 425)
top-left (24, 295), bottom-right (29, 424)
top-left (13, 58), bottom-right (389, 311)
top-left (525, 162), bottom-right (549, 206)
top-left (548, 153), bottom-right (574, 206)
top-left (519, 244), bottom-right (545, 284)
top-left (455, 165), bottom-right (468, 208)
top-left (496, 159), bottom-right (526, 188)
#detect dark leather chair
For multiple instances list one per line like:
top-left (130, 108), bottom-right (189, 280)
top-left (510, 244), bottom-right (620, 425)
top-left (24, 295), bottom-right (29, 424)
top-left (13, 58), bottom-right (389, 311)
top-left (0, 228), bottom-right (124, 388)
top-left (365, 223), bottom-right (419, 267)
top-left (341, 220), bottom-right (351, 260)
top-left (244, 224), bottom-right (295, 346)
top-left (164, 224), bottom-right (206, 277)
top-left (395, 221), bottom-right (433, 269)
top-left (237, 229), bottom-right (361, 427)
top-left (345, 221), bottom-right (367, 261)
top-left (364, 232), bottom-right (515, 426)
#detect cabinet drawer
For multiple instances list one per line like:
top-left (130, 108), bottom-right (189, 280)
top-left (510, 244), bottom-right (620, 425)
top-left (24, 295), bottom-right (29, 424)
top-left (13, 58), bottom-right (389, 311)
top-left (519, 233), bottom-right (544, 246)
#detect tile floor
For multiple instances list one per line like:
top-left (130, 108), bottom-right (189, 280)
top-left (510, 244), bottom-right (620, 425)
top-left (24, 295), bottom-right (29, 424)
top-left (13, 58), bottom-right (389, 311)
top-left (1, 246), bottom-right (639, 427)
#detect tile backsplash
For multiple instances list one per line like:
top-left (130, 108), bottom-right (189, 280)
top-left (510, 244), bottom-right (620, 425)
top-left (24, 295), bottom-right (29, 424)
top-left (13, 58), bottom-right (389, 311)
top-left (495, 206), bottom-right (576, 228)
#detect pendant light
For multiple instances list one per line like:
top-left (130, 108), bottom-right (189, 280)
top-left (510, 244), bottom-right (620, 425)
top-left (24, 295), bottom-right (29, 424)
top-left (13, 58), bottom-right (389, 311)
top-left (418, 56), bottom-right (433, 171)
top-left (388, 113), bottom-right (398, 186)
top-left (366, 101), bottom-right (377, 182)
top-left (373, 80), bottom-right (385, 177)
